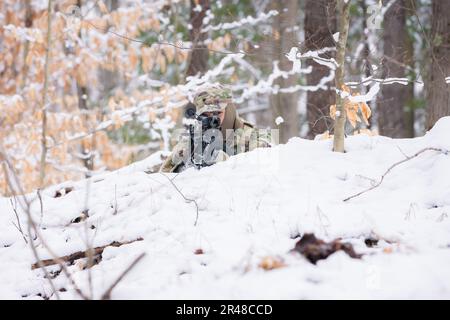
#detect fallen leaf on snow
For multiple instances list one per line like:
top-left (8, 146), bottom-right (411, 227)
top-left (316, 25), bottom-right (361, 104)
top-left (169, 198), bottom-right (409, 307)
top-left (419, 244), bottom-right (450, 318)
top-left (292, 233), bottom-right (362, 264)
top-left (258, 256), bottom-right (286, 271)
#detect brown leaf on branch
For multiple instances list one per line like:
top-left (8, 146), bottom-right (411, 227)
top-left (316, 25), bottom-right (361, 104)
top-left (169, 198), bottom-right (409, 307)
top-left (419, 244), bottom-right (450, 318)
top-left (329, 86), bottom-right (372, 128)
top-left (360, 102), bottom-right (371, 125)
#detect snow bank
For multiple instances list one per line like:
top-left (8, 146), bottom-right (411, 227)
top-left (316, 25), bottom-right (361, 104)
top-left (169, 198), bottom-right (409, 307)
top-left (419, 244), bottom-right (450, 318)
top-left (1, 118), bottom-right (450, 299)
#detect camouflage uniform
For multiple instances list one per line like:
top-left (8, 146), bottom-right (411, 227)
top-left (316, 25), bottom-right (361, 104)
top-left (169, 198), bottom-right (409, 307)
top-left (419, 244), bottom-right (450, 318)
top-left (160, 85), bottom-right (272, 173)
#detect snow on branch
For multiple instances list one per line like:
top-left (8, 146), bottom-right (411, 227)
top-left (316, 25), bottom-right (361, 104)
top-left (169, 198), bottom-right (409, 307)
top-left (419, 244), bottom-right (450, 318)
top-left (290, 47), bottom-right (338, 70)
top-left (343, 77), bottom-right (423, 103)
top-left (233, 46), bottom-right (339, 102)
top-left (201, 10), bottom-right (279, 33)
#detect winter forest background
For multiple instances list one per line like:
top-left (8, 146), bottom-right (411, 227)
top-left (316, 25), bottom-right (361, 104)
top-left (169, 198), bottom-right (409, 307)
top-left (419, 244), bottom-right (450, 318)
top-left (1, 0), bottom-right (450, 301)
top-left (0, 0), bottom-right (449, 194)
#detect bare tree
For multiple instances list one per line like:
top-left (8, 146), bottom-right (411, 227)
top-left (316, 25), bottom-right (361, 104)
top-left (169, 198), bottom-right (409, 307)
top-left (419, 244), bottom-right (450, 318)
top-left (186, 0), bottom-right (210, 78)
top-left (76, 0), bottom-right (96, 175)
top-left (269, 0), bottom-right (300, 144)
top-left (332, 0), bottom-right (350, 153)
top-left (404, 0), bottom-right (416, 137)
top-left (378, 0), bottom-right (413, 138)
top-left (21, 0), bottom-right (33, 89)
top-left (39, 0), bottom-right (53, 187)
top-left (426, 0), bottom-right (450, 130)
top-left (305, 0), bottom-right (336, 139)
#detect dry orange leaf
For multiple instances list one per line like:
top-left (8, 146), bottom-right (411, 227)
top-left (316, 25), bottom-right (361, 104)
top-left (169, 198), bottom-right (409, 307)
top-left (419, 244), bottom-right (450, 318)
top-left (383, 247), bottom-right (393, 254)
top-left (258, 256), bottom-right (286, 271)
top-left (330, 87), bottom-right (372, 128)
top-left (360, 102), bottom-right (371, 125)
top-left (158, 53), bottom-right (166, 73)
top-left (330, 104), bottom-right (336, 119)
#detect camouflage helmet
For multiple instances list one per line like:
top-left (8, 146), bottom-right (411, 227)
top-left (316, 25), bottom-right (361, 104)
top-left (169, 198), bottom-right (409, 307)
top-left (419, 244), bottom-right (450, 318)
top-left (193, 85), bottom-right (233, 115)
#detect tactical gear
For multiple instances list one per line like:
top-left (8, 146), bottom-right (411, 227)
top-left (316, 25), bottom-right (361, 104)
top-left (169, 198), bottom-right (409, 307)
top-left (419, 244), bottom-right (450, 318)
top-left (197, 113), bottom-right (222, 131)
top-left (187, 110), bottom-right (223, 170)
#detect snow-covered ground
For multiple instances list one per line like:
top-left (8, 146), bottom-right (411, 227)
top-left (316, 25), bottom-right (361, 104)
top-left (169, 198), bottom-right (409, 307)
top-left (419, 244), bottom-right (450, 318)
top-left (1, 117), bottom-right (450, 300)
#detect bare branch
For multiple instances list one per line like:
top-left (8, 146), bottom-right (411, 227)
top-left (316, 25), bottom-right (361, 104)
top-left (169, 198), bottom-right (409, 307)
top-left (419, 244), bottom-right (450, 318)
top-left (9, 197), bottom-right (28, 244)
top-left (344, 147), bottom-right (448, 202)
top-left (37, 189), bottom-right (44, 228)
top-left (85, 20), bottom-right (244, 56)
top-left (100, 253), bottom-right (146, 300)
top-left (160, 172), bottom-right (200, 226)
top-left (1, 148), bottom-right (86, 300)
top-left (31, 238), bottom-right (143, 269)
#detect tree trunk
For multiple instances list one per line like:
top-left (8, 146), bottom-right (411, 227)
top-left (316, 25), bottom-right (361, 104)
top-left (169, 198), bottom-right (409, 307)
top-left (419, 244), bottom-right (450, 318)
top-left (186, 0), bottom-right (210, 78)
top-left (305, 0), bottom-right (336, 139)
top-left (404, 0), bottom-right (415, 137)
top-left (21, 0), bottom-right (33, 89)
top-left (269, 0), bottom-right (300, 144)
top-left (77, 0), bottom-right (94, 174)
top-left (332, 0), bottom-right (350, 153)
top-left (378, 0), bottom-right (412, 138)
top-left (360, 0), bottom-right (372, 79)
top-left (98, 0), bottom-right (119, 95)
top-left (40, 0), bottom-right (53, 187)
top-left (360, 0), bottom-right (373, 129)
top-left (426, 0), bottom-right (450, 130)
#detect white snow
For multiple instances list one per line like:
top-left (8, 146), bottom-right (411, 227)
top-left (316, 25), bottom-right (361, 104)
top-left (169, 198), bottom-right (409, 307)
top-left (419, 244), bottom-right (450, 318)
top-left (285, 47), bottom-right (302, 73)
top-left (275, 117), bottom-right (284, 126)
top-left (1, 117), bottom-right (450, 299)
top-left (333, 32), bottom-right (340, 42)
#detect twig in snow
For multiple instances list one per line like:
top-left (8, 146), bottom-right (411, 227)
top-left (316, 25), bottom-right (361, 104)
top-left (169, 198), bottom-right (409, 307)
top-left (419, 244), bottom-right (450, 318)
top-left (343, 147), bottom-right (448, 202)
top-left (100, 253), bottom-right (146, 300)
top-left (3, 146), bottom-right (146, 300)
top-left (84, 220), bottom-right (94, 299)
top-left (160, 173), bottom-right (200, 226)
top-left (31, 238), bottom-right (143, 269)
top-left (396, 145), bottom-right (408, 159)
top-left (1, 147), bottom-right (88, 300)
top-left (113, 184), bottom-right (118, 215)
top-left (2, 152), bottom-right (57, 297)
top-left (37, 189), bottom-right (44, 227)
top-left (355, 174), bottom-right (377, 186)
top-left (9, 197), bottom-right (28, 244)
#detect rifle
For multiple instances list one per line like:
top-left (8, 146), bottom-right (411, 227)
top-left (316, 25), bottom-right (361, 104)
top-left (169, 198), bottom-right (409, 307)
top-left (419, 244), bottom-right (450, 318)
top-left (176, 105), bottom-right (223, 171)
